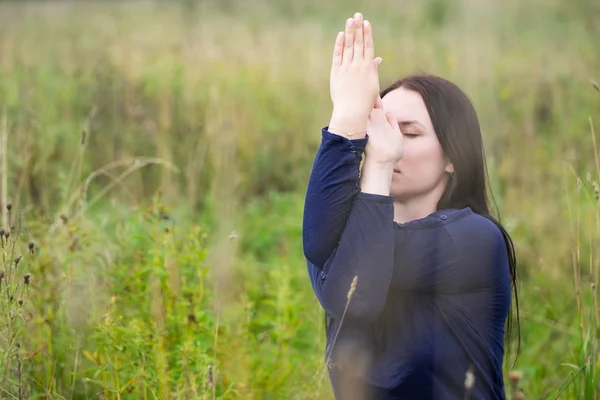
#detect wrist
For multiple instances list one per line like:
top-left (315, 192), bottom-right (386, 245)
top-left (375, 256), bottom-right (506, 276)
top-left (363, 158), bottom-right (396, 170)
top-left (328, 110), bottom-right (369, 138)
top-left (359, 159), bottom-right (394, 196)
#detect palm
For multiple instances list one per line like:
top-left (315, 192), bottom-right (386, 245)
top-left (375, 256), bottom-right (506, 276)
top-left (365, 97), bottom-right (404, 164)
top-left (329, 13), bottom-right (382, 126)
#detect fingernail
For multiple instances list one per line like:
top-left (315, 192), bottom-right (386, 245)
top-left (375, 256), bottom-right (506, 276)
top-left (354, 12), bottom-right (362, 20)
top-left (364, 20), bottom-right (370, 28)
top-left (347, 18), bottom-right (353, 27)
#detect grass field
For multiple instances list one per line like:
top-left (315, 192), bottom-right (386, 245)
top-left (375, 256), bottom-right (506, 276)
top-left (0, 0), bottom-right (599, 398)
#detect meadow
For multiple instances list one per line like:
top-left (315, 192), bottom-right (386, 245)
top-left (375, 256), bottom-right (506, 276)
top-left (0, 0), bottom-right (599, 398)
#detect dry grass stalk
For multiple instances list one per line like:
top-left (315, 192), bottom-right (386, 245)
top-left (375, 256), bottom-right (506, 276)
top-left (463, 366), bottom-right (475, 400)
top-left (1, 107), bottom-right (7, 229)
top-left (316, 275), bottom-right (359, 398)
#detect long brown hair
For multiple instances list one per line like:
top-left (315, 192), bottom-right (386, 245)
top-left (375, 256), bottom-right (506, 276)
top-left (380, 74), bottom-right (521, 365)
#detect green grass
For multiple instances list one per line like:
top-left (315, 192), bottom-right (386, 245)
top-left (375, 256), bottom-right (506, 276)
top-left (0, 0), bottom-right (599, 398)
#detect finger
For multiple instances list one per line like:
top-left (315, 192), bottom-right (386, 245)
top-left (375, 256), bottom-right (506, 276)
top-left (368, 108), bottom-right (384, 123)
top-left (364, 20), bottom-right (374, 61)
top-left (367, 110), bottom-right (380, 128)
top-left (367, 108), bottom-right (375, 121)
top-left (331, 32), bottom-right (344, 70)
top-left (353, 12), bottom-right (364, 61)
top-left (342, 18), bottom-right (355, 65)
top-left (385, 112), bottom-right (401, 131)
top-left (374, 94), bottom-right (383, 109)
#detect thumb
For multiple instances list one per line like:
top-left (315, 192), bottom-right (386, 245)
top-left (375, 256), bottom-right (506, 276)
top-left (373, 57), bottom-right (382, 70)
top-left (374, 94), bottom-right (383, 109)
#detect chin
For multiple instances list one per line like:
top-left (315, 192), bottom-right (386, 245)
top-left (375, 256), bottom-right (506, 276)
top-left (390, 176), bottom-right (427, 200)
top-left (390, 174), bottom-right (406, 196)
top-left (390, 184), bottom-right (410, 200)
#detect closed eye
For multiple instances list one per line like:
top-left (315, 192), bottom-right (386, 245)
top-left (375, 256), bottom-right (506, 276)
top-left (403, 133), bottom-right (419, 138)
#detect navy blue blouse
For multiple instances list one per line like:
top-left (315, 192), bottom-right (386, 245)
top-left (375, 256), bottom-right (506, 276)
top-left (303, 127), bottom-right (511, 400)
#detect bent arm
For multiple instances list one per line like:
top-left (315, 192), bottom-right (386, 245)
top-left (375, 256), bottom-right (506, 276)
top-left (308, 192), bottom-right (395, 322)
top-left (302, 127), bottom-right (368, 267)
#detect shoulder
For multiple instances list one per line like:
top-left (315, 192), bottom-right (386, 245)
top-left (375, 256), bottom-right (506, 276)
top-left (398, 207), bottom-right (507, 250)
top-left (396, 207), bottom-right (472, 230)
top-left (443, 209), bottom-right (510, 267)
top-left (402, 207), bottom-right (507, 253)
top-left (445, 209), bottom-right (505, 244)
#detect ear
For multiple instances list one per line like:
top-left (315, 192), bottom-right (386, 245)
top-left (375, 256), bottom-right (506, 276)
top-left (445, 160), bottom-right (454, 174)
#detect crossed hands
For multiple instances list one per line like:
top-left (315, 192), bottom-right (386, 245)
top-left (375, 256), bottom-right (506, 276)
top-left (329, 12), bottom-right (403, 165)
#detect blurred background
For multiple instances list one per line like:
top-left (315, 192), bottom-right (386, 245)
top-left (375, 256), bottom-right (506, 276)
top-left (0, 0), bottom-right (599, 398)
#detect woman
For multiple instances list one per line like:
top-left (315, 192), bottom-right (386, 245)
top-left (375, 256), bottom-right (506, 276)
top-left (302, 12), bottom-right (520, 400)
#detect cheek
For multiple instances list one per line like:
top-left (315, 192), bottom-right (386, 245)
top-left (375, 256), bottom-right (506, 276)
top-left (398, 139), bottom-right (446, 174)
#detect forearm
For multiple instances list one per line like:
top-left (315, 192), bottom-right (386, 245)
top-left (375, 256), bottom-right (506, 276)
top-left (311, 192), bottom-right (395, 322)
top-left (303, 127), bottom-right (368, 267)
top-left (360, 158), bottom-right (394, 196)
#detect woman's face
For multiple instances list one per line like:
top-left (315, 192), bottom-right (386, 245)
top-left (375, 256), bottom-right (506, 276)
top-left (381, 87), bottom-right (453, 201)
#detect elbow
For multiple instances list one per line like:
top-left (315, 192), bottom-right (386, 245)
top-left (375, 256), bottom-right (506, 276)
top-left (302, 233), bottom-right (327, 268)
top-left (319, 287), bottom-right (385, 324)
top-left (344, 299), bottom-right (384, 323)
top-left (315, 261), bottom-right (390, 323)
top-left (303, 248), bottom-right (325, 270)
top-left (327, 303), bottom-right (383, 324)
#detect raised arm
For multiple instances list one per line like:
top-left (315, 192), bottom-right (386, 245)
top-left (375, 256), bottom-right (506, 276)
top-left (303, 12), bottom-right (381, 267)
top-left (307, 142), bottom-right (403, 322)
top-left (302, 129), bottom-right (367, 267)
top-left (304, 13), bottom-right (404, 322)
top-left (307, 192), bottom-right (395, 323)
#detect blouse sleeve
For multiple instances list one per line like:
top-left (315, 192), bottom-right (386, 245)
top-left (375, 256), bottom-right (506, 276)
top-left (302, 127), bottom-right (368, 267)
top-left (303, 127), bottom-right (396, 323)
top-left (306, 192), bottom-right (396, 323)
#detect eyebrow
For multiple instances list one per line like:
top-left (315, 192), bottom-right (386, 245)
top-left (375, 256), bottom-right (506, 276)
top-left (398, 120), bottom-right (425, 128)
